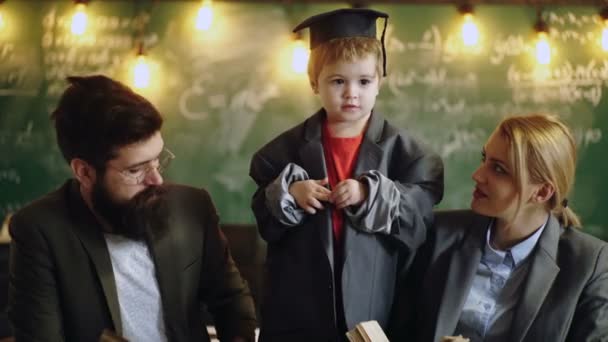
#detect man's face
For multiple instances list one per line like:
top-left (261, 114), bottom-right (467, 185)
top-left (91, 131), bottom-right (168, 239)
top-left (103, 131), bottom-right (165, 202)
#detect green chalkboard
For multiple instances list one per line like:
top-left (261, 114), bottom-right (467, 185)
top-left (0, 2), bottom-right (606, 238)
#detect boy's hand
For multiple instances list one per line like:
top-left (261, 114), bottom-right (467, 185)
top-left (289, 178), bottom-right (331, 214)
top-left (330, 179), bottom-right (368, 209)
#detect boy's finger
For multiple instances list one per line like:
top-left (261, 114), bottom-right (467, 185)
top-left (315, 191), bottom-right (330, 202)
top-left (333, 192), bottom-right (349, 206)
top-left (315, 178), bottom-right (329, 185)
top-left (303, 205), bottom-right (316, 215)
top-left (309, 198), bottom-right (324, 210)
top-left (336, 198), bottom-right (350, 209)
top-left (330, 187), bottom-right (347, 201)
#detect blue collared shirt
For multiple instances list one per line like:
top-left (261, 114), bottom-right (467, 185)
top-left (454, 218), bottom-right (547, 342)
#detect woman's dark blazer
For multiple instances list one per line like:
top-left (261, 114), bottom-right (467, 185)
top-left (390, 209), bottom-right (608, 342)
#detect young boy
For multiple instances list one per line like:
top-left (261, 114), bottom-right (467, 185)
top-left (249, 8), bottom-right (444, 341)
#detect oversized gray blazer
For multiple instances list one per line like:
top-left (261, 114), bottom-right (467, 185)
top-left (390, 209), bottom-right (608, 342)
top-left (8, 180), bottom-right (257, 342)
top-left (250, 109), bottom-right (444, 341)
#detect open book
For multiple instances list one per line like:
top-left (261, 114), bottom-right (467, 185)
top-left (345, 320), bottom-right (389, 342)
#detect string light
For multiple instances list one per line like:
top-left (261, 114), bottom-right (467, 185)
top-left (0, 0), bottom-right (6, 32)
top-left (70, 1), bottom-right (88, 36)
top-left (291, 31), bottom-right (309, 74)
top-left (600, 7), bottom-right (608, 51)
top-left (195, 0), bottom-right (213, 31)
top-left (133, 43), bottom-right (151, 89)
top-left (458, 4), bottom-right (479, 47)
top-left (534, 11), bottom-right (551, 65)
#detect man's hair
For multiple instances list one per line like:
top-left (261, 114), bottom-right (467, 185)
top-left (51, 75), bottom-right (163, 170)
top-left (307, 36), bottom-right (383, 86)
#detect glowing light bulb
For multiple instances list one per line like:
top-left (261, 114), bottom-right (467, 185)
top-left (71, 3), bottom-right (87, 36)
top-left (133, 54), bottom-right (151, 89)
top-left (602, 21), bottom-right (608, 52)
top-left (0, 8), bottom-right (5, 32)
top-left (196, 0), bottom-right (213, 31)
top-left (291, 40), bottom-right (309, 74)
top-left (535, 32), bottom-right (551, 65)
top-left (461, 13), bottom-right (479, 47)
top-left (536, 32), bottom-right (551, 65)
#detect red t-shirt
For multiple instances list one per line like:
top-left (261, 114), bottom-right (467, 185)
top-left (322, 121), bottom-right (364, 248)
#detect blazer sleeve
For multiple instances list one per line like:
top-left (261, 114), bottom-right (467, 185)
top-left (566, 243), bottom-right (608, 341)
top-left (250, 151), bottom-right (304, 243)
top-left (345, 136), bottom-right (444, 251)
top-left (198, 190), bottom-right (257, 342)
top-left (8, 212), bottom-right (65, 342)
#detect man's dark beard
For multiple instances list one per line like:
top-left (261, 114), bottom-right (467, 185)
top-left (91, 181), bottom-right (168, 241)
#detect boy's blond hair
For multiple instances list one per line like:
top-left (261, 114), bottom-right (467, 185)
top-left (307, 36), bottom-right (383, 87)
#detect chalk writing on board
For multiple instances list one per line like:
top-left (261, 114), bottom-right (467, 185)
top-left (548, 12), bottom-right (598, 28)
top-left (440, 128), bottom-right (487, 158)
top-left (215, 84), bottom-right (279, 154)
top-left (0, 202), bottom-right (23, 217)
top-left (387, 68), bottom-right (477, 97)
top-left (573, 127), bottom-right (603, 148)
top-left (213, 158), bottom-right (251, 192)
top-left (507, 61), bottom-right (608, 106)
top-left (387, 25), bottom-right (442, 56)
top-left (490, 35), bottom-right (528, 65)
top-left (0, 42), bottom-right (39, 96)
top-left (0, 121), bottom-right (36, 147)
top-left (41, 8), bottom-right (154, 96)
top-left (0, 169), bottom-right (20, 185)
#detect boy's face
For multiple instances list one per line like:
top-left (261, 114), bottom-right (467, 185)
top-left (313, 53), bottom-right (380, 126)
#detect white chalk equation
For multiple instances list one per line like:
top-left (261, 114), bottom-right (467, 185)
top-left (0, 121), bottom-right (36, 147)
top-left (387, 68), bottom-right (477, 97)
top-left (573, 127), bottom-right (602, 148)
top-left (439, 128), bottom-right (487, 159)
top-left (41, 7), bottom-right (150, 96)
top-left (0, 43), bottom-right (39, 96)
top-left (0, 169), bottom-right (20, 185)
top-left (508, 60), bottom-right (608, 106)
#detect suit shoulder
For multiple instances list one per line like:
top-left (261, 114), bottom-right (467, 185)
top-left (432, 209), bottom-right (487, 237)
top-left (165, 183), bottom-right (214, 207)
top-left (12, 184), bottom-right (68, 227)
top-left (380, 119), bottom-right (436, 157)
top-left (253, 118), bottom-right (307, 158)
top-left (560, 227), bottom-right (608, 259)
top-left (9, 184), bottom-right (72, 242)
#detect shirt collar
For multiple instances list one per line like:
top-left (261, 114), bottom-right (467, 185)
top-left (484, 216), bottom-right (548, 268)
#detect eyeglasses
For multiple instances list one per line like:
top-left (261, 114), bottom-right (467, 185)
top-left (112, 148), bottom-right (175, 185)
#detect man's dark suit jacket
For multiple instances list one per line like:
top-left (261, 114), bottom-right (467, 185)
top-left (8, 180), bottom-right (256, 342)
top-left (390, 210), bottom-right (608, 342)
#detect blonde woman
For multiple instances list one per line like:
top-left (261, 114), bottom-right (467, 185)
top-left (391, 114), bottom-right (608, 342)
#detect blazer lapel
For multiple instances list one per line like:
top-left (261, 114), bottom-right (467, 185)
top-left (352, 110), bottom-right (384, 178)
top-left (343, 111), bottom-right (384, 263)
top-left (67, 181), bottom-right (123, 335)
top-left (433, 218), bottom-right (487, 341)
top-left (510, 214), bottom-right (561, 342)
top-left (299, 109), bottom-right (334, 271)
top-left (146, 216), bottom-right (183, 341)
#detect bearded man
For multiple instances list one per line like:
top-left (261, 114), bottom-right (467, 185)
top-left (7, 75), bottom-right (256, 342)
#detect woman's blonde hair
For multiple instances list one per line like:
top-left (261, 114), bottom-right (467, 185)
top-left (307, 36), bottom-right (382, 87)
top-left (499, 114), bottom-right (581, 228)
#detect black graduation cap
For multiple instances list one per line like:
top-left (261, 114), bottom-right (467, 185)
top-left (293, 8), bottom-right (389, 76)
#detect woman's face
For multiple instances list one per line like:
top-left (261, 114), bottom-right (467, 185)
top-left (470, 130), bottom-right (539, 221)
